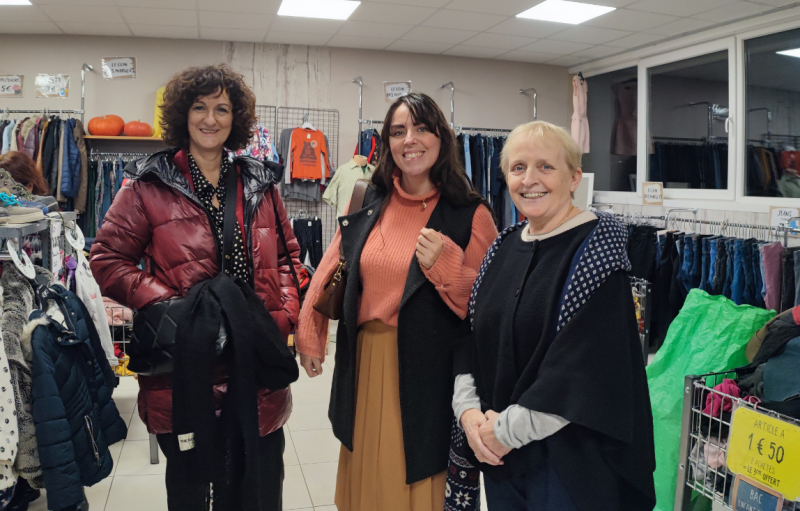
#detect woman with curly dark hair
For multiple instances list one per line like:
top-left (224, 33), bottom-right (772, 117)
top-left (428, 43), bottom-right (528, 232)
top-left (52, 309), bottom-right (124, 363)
top-left (90, 64), bottom-right (301, 510)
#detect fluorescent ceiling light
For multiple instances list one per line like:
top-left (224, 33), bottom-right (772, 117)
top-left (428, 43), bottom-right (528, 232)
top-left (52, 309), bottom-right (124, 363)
top-left (0, 0), bottom-right (32, 5)
top-left (777, 48), bottom-right (800, 58)
top-left (278, 0), bottom-right (360, 20)
top-left (517, 0), bottom-right (615, 25)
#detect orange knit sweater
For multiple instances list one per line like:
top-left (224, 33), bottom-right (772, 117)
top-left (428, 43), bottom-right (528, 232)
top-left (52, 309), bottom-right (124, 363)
top-left (295, 175), bottom-right (497, 361)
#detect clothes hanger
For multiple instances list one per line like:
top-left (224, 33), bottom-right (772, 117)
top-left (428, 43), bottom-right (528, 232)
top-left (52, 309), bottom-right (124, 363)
top-left (301, 113), bottom-right (315, 130)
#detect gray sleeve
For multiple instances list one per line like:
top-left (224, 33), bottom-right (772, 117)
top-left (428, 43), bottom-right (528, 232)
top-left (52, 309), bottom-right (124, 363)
top-left (452, 374), bottom-right (482, 430)
top-left (494, 405), bottom-right (570, 450)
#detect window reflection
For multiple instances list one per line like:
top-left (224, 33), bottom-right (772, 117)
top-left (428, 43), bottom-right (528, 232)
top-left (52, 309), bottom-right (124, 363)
top-left (648, 51), bottom-right (729, 190)
top-left (746, 28), bottom-right (800, 198)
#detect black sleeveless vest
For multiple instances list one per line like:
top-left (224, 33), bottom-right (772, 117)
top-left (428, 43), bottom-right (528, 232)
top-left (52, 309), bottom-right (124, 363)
top-left (330, 185), bottom-right (480, 484)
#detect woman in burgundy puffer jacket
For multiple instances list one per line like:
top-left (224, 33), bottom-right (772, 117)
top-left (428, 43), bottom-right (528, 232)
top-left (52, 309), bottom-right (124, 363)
top-left (90, 64), bottom-right (300, 510)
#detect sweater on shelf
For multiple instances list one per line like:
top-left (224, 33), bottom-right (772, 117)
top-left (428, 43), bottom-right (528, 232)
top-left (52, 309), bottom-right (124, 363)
top-left (295, 174), bottom-right (497, 360)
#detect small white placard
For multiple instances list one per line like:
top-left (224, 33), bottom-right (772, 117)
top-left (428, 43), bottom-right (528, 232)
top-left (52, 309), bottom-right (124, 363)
top-left (102, 57), bottom-right (136, 80)
top-left (6, 240), bottom-right (35, 279)
top-left (35, 74), bottom-right (69, 98)
top-left (384, 81), bottom-right (411, 103)
top-left (65, 221), bottom-right (86, 251)
top-left (642, 181), bottom-right (663, 206)
top-left (0, 75), bottom-right (23, 98)
top-left (770, 207), bottom-right (800, 237)
top-left (50, 218), bottom-right (63, 277)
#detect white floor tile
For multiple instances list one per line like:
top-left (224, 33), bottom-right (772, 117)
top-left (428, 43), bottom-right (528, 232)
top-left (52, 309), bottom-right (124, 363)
top-left (283, 464), bottom-right (313, 510)
top-left (114, 439), bottom-right (166, 476)
top-left (106, 474), bottom-right (168, 511)
top-left (109, 440), bottom-right (124, 476)
top-left (125, 412), bottom-right (150, 441)
top-left (288, 403), bottom-right (332, 432)
top-left (291, 429), bottom-right (341, 465)
top-left (284, 429), bottom-right (299, 467)
top-left (114, 394), bottom-right (137, 415)
top-left (85, 476), bottom-right (113, 510)
top-left (301, 461), bottom-right (338, 507)
top-left (291, 381), bottom-right (333, 405)
top-left (315, 506), bottom-right (338, 511)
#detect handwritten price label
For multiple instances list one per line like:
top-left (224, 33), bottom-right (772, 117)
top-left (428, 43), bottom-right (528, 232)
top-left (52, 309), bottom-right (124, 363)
top-left (0, 75), bottom-right (23, 97)
top-left (728, 407), bottom-right (800, 500)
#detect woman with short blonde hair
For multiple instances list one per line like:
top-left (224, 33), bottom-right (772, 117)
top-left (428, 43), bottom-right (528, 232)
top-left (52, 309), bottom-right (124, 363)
top-left (454, 121), bottom-right (656, 511)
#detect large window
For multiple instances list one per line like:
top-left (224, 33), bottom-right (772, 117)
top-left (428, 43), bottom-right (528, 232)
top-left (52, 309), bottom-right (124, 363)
top-left (585, 67), bottom-right (638, 192)
top-left (745, 27), bottom-right (800, 198)
top-left (647, 50), bottom-right (731, 191)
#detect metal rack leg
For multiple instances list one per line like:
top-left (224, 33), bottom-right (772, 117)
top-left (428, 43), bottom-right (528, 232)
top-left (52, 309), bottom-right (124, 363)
top-left (674, 375), bottom-right (695, 511)
top-left (149, 434), bottom-right (160, 465)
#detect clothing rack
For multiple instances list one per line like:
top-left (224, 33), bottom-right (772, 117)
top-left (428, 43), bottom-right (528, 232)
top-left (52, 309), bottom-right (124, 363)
top-left (89, 150), bottom-right (149, 161)
top-left (0, 108), bottom-right (84, 119)
top-left (456, 126), bottom-right (512, 134)
top-left (652, 136), bottom-right (727, 144)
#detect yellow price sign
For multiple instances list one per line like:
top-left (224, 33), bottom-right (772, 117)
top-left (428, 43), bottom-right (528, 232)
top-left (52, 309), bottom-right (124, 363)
top-left (727, 406), bottom-right (800, 501)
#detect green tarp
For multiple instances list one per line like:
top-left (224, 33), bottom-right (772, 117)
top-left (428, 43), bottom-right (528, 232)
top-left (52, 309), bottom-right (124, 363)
top-left (646, 290), bottom-right (775, 511)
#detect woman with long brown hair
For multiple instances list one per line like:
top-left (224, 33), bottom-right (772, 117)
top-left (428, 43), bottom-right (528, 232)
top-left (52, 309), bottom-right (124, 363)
top-left (295, 93), bottom-right (497, 511)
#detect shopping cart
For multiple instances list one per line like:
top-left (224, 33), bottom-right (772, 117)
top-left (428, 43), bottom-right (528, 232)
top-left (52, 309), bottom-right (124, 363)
top-left (674, 371), bottom-right (800, 510)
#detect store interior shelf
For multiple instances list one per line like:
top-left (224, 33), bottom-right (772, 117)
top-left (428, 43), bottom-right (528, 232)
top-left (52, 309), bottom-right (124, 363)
top-left (85, 136), bottom-right (164, 141)
top-left (0, 219), bottom-right (50, 238)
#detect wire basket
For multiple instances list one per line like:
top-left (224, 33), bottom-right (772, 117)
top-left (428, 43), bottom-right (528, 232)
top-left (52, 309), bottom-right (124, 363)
top-left (675, 371), bottom-right (800, 510)
top-left (105, 304), bottom-right (136, 377)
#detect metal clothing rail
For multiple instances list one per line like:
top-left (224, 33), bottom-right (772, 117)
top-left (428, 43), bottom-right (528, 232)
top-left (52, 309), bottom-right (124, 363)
top-left (457, 126), bottom-right (512, 134)
top-left (0, 108), bottom-right (84, 117)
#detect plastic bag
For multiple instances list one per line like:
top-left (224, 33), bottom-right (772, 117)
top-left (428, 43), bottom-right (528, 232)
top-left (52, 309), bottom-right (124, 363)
top-left (646, 289), bottom-right (774, 511)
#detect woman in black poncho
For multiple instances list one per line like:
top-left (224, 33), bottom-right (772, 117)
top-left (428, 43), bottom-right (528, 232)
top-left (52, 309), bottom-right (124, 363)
top-left (452, 121), bottom-right (656, 511)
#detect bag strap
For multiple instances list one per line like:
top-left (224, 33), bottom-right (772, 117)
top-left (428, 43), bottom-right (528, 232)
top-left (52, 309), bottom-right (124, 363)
top-left (269, 186), bottom-right (301, 297)
top-left (339, 179), bottom-right (370, 258)
top-left (222, 161), bottom-right (238, 275)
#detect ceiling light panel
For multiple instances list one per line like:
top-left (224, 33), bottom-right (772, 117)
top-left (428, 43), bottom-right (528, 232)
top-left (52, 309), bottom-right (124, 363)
top-left (278, 0), bottom-right (360, 20)
top-left (777, 48), bottom-right (800, 58)
top-left (0, 0), bottom-right (32, 4)
top-left (517, 0), bottom-right (615, 25)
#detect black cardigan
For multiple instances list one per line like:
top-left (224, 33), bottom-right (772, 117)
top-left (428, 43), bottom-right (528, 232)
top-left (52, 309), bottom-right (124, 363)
top-left (330, 185), bottom-right (481, 484)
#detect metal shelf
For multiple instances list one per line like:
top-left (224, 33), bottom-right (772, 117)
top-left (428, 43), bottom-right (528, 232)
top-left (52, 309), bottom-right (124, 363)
top-left (0, 220), bottom-right (49, 239)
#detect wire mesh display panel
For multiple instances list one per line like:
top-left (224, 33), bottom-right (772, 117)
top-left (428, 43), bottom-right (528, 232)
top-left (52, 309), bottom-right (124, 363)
top-left (255, 105), bottom-right (277, 136)
top-left (277, 107), bottom-right (340, 251)
top-left (675, 371), bottom-right (800, 510)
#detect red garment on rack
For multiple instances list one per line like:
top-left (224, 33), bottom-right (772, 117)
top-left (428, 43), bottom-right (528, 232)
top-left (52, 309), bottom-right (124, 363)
top-left (702, 379), bottom-right (740, 417)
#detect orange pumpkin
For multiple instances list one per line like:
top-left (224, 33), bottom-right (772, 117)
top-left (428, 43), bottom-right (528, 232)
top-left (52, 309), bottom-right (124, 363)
top-left (124, 120), bottom-right (153, 138)
top-left (87, 115), bottom-right (125, 136)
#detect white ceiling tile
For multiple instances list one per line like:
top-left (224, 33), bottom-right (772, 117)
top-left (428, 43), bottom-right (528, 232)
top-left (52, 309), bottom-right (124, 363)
top-left (571, 45), bottom-right (620, 58)
top-left (604, 31), bottom-right (665, 48)
top-left (336, 21), bottom-right (413, 39)
top-left (546, 55), bottom-right (587, 66)
top-left (384, 40), bottom-right (453, 54)
top-left (349, 4), bottom-right (437, 25)
top-left (548, 26), bottom-right (632, 44)
top-left (327, 35), bottom-right (396, 50)
top-left (0, 21), bottom-right (61, 34)
top-left (129, 24), bottom-right (199, 39)
top-left (583, 8), bottom-right (679, 30)
top-left (401, 26), bottom-right (477, 44)
top-left (121, 8), bottom-right (196, 27)
top-left (202, 27), bottom-right (267, 42)
top-left (463, 32), bottom-right (537, 49)
top-left (115, 0), bottom-right (196, 7)
top-left (442, 45), bottom-right (509, 58)
top-left (40, 5), bottom-right (123, 23)
top-left (750, 0), bottom-right (798, 6)
top-left (31, 0), bottom-right (114, 5)
top-left (263, 31), bottom-right (332, 45)
top-left (368, 0), bottom-right (451, 7)
top-left (693, 1), bottom-right (773, 21)
top-left (0, 6), bottom-right (49, 21)
top-left (442, 0), bottom-right (546, 16)
top-left (197, 0), bottom-right (282, 15)
top-left (626, 0), bottom-right (733, 16)
top-left (200, 11), bottom-right (274, 30)
top-left (518, 39), bottom-right (591, 54)
top-left (590, 0), bottom-right (640, 6)
top-left (57, 22), bottom-right (131, 36)
top-left (420, 9), bottom-right (508, 31)
top-left (646, 17), bottom-right (715, 36)
top-left (270, 16), bottom-right (343, 34)
top-left (486, 18), bottom-right (568, 38)
top-left (495, 50), bottom-right (562, 63)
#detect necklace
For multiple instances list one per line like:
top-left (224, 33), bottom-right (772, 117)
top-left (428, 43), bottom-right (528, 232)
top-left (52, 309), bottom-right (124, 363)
top-left (529, 204), bottom-right (576, 236)
top-left (422, 198), bottom-right (427, 209)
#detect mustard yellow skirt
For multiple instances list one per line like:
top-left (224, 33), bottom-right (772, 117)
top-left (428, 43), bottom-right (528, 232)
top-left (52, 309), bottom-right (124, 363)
top-left (335, 320), bottom-right (446, 511)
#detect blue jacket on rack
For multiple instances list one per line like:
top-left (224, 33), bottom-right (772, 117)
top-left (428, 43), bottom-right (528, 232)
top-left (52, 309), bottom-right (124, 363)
top-left (60, 118), bottom-right (81, 199)
top-left (26, 284), bottom-right (127, 510)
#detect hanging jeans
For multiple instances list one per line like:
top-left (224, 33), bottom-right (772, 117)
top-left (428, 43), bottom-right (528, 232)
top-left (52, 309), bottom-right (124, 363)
top-left (681, 236), bottom-right (695, 292)
top-left (794, 250), bottom-right (800, 308)
top-left (462, 134), bottom-right (472, 180)
top-left (724, 239), bottom-right (736, 299)
top-left (700, 238), bottom-right (711, 293)
top-left (742, 240), bottom-right (756, 306)
top-left (670, 234), bottom-right (689, 319)
top-left (781, 247), bottom-right (800, 312)
top-left (753, 243), bottom-right (765, 308)
top-left (731, 240), bottom-right (746, 305)
top-left (707, 238), bottom-right (718, 292)
top-left (712, 238), bottom-right (728, 295)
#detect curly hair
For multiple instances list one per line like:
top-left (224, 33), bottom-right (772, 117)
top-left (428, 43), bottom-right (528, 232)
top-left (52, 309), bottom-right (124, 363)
top-left (160, 64), bottom-right (256, 151)
top-left (0, 151), bottom-right (50, 195)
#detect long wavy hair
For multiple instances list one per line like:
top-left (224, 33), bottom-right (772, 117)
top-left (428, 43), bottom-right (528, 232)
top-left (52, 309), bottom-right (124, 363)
top-left (371, 93), bottom-right (487, 211)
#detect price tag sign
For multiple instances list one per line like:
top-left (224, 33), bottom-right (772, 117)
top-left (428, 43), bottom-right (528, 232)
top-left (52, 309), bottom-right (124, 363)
top-left (384, 81), bottom-right (411, 103)
top-left (50, 218), bottom-right (63, 277)
top-left (0, 75), bottom-right (23, 97)
top-left (642, 181), bottom-right (663, 205)
top-left (64, 221), bottom-right (85, 251)
top-left (102, 57), bottom-right (136, 80)
top-left (35, 74), bottom-right (69, 98)
top-left (769, 207), bottom-right (800, 237)
top-left (727, 406), bottom-right (800, 500)
top-left (733, 476), bottom-right (783, 511)
top-left (6, 240), bottom-right (35, 279)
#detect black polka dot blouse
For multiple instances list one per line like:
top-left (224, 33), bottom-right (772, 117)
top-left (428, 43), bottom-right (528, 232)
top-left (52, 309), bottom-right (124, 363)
top-left (188, 153), bottom-right (250, 283)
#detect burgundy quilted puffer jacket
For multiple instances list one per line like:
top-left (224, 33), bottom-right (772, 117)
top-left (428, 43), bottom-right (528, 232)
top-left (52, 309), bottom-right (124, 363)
top-left (90, 148), bottom-right (301, 436)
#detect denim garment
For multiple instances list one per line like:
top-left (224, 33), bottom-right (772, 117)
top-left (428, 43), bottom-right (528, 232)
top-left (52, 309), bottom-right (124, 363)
top-left (708, 238), bottom-right (718, 291)
top-left (691, 235), bottom-right (704, 289)
top-left (731, 240), bottom-right (746, 305)
top-left (712, 238), bottom-right (728, 295)
top-left (475, 134), bottom-right (486, 197)
top-left (700, 238), bottom-right (711, 293)
top-left (723, 239), bottom-right (736, 299)
top-left (485, 137), bottom-right (495, 198)
top-left (484, 463), bottom-right (579, 511)
top-left (742, 240), bottom-right (755, 306)
top-left (753, 243), bottom-right (765, 308)
top-left (681, 236), bottom-right (695, 292)
top-left (781, 248), bottom-right (800, 312)
top-left (794, 250), bottom-right (800, 308)
top-left (98, 161), bottom-right (113, 229)
top-left (463, 134), bottom-right (472, 180)
top-left (759, 243), bottom-right (769, 304)
top-left (491, 137), bottom-right (504, 203)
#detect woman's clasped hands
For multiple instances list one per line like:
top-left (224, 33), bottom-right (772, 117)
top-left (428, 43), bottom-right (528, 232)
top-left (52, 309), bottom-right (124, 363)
top-left (460, 409), bottom-right (512, 466)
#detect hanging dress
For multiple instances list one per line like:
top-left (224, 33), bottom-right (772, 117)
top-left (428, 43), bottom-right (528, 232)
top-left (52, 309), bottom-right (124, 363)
top-left (571, 75), bottom-right (590, 153)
